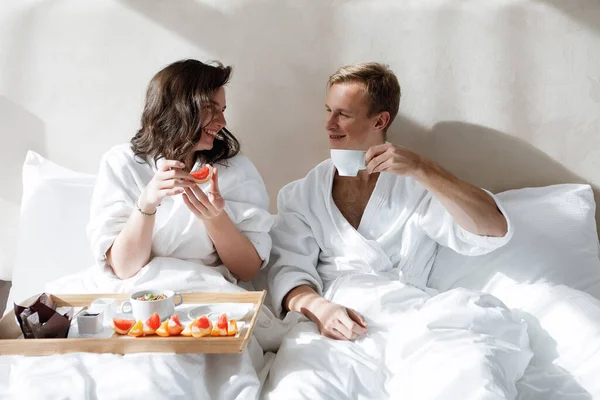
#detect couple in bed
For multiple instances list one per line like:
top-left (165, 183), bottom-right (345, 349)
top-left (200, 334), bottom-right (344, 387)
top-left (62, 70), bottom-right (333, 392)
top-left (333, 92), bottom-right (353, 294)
top-left (92, 59), bottom-right (532, 399)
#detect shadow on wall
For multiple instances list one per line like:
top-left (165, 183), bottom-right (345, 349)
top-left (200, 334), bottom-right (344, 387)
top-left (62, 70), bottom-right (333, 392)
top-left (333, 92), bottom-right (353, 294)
top-left (534, 0), bottom-right (600, 35)
top-left (120, 0), bottom-right (336, 212)
top-left (0, 96), bottom-right (46, 204)
top-left (388, 117), bottom-right (600, 231)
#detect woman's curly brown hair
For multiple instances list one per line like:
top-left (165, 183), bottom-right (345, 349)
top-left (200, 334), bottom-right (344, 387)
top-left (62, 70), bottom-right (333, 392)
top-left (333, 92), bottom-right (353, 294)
top-left (131, 59), bottom-right (240, 168)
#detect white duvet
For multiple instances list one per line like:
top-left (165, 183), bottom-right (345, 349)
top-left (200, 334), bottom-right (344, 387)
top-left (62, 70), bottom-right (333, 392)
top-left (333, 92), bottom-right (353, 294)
top-left (263, 274), bottom-right (533, 400)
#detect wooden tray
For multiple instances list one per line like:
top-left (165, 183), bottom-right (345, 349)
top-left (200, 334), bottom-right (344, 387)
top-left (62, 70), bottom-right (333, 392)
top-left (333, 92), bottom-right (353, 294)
top-left (0, 291), bottom-right (265, 355)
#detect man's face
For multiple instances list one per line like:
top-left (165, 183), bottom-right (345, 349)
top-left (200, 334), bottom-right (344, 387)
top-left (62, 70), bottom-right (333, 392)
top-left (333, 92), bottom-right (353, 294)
top-left (325, 82), bottom-right (384, 150)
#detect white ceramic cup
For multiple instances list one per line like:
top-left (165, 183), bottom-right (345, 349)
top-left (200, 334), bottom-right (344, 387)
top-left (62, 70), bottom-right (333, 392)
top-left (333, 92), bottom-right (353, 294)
top-left (77, 310), bottom-right (104, 335)
top-left (330, 149), bottom-right (367, 176)
top-left (119, 290), bottom-right (183, 321)
top-left (89, 297), bottom-right (117, 324)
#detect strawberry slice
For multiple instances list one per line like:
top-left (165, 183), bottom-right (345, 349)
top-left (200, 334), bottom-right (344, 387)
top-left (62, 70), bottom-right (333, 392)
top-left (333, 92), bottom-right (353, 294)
top-left (171, 314), bottom-right (182, 326)
top-left (147, 313), bottom-right (161, 330)
top-left (167, 315), bottom-right (184, 336)
top-left (198, 315), bottom-right (211, 329)
top-left (143, 312), bottom-right (161, 335)
top-left (192, 316), bottom-right (212, 338)
top-left (217, 313), bottom-right (228, 336)
top-left (217, 313), bottom-right (228, 329)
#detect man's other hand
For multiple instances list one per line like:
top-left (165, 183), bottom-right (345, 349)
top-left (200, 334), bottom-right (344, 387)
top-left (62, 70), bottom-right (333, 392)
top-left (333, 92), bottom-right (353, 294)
top-left (365, 143), bottom-right (426, 176)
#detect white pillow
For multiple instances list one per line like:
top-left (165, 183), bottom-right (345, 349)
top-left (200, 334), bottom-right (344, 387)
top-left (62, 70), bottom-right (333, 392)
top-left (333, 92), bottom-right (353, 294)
top-left (7, 151), bottom-right (96, 308)
top-left (428, 184), bottom-right (600, 299)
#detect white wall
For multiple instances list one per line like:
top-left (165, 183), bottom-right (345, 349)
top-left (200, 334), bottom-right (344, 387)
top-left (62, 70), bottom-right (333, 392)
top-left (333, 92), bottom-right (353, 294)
top-left (1, 0), bottom-right (600, 279)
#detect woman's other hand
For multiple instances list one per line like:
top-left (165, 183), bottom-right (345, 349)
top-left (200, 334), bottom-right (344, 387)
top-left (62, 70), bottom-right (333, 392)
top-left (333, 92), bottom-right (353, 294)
top-left (182, 167), bottom-right (225, 219)
top-left (138, 160), bottom-right (196, 213)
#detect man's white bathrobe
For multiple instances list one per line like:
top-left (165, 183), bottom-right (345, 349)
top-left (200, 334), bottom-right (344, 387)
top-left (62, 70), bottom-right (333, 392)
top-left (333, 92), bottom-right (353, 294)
top-left (265, 159), bottom-right (533, 400)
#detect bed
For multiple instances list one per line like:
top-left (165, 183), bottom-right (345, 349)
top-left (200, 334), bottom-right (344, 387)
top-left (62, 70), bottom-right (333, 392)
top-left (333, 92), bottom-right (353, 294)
top-left (1, 152), bottom-right (599, 399)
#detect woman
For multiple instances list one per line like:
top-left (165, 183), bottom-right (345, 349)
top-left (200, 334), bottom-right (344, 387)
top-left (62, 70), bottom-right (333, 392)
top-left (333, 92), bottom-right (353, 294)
top-left (87, 59), bottom-right (273, 284)
top-left (28, 60), bottom-right (280, 399)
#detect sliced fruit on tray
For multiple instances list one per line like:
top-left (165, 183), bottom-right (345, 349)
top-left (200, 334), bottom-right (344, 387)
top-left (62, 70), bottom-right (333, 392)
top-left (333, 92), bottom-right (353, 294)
top-left (181, 318), bottom-right (194, 337)
top-left (228, 319), bottom-right (238, 336)
top-left (192, 315), bottom-right (213, 338)
top-left (127, 320), bottom-right (144, 337)
top-left (110, 318), bottom-right (136, 335)
top-left (216, 313), bottom-right (228, 336)
top-left (167, 314), bottom-right (184, 336)
top-left (155, 320), bottom-right (170, 337)
top-left (143, 312), bottom-right (161, 335)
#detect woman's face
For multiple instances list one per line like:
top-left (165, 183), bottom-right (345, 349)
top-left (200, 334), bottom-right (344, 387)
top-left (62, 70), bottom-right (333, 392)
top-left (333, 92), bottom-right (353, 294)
top-left (195, 86), bottom-right (227, 152)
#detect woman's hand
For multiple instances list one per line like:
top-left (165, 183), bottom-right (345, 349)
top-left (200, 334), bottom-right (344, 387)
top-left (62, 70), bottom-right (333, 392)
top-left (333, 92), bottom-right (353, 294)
top-left (182, 167), bottom-right (226, 219)
top-left (185, 166), bottom-right (261, 280)
top-left (138, 160), bottom-right (196, 213)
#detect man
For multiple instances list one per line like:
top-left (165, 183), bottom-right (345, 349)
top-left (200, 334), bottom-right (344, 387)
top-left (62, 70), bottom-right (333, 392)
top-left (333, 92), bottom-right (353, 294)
top-left (265, 63), bottom-right (531, 399)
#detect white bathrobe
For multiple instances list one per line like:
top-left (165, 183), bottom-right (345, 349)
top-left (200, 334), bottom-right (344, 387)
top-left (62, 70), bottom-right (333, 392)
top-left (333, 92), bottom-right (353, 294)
top-left (265, 159), bottom-right (532, 400)
top-left (87, 143), bottom-right (274, 282)
top-left (267, 158), bottom-right (514, 317)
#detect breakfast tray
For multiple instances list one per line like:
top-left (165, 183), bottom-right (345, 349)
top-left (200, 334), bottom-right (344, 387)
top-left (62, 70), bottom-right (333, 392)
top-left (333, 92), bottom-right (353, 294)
top-left (0, 291), bottom-right (265, 355)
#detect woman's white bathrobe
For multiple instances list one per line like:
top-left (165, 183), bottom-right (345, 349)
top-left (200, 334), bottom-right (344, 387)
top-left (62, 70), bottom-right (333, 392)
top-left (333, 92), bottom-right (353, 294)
top-left (265, 159), bottom-right (533, 400)
top-left (88, 143), bottom-right (274, 282)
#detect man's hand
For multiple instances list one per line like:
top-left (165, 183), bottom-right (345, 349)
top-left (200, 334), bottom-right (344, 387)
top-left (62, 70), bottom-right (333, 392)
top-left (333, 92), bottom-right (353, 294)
top-left (306, 299), bottom-right (368, 341)
top-left (285, 285), bottom-right (368, 341)
top-left (365, 142), bottom-right (508, 237)
top-left (365, 143), bottom-right (425, 176)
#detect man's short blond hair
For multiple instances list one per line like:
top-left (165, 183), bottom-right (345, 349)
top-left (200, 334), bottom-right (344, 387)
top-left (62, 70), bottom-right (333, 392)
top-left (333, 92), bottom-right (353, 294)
top-left (328, 62), bottom-right (401, 132)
